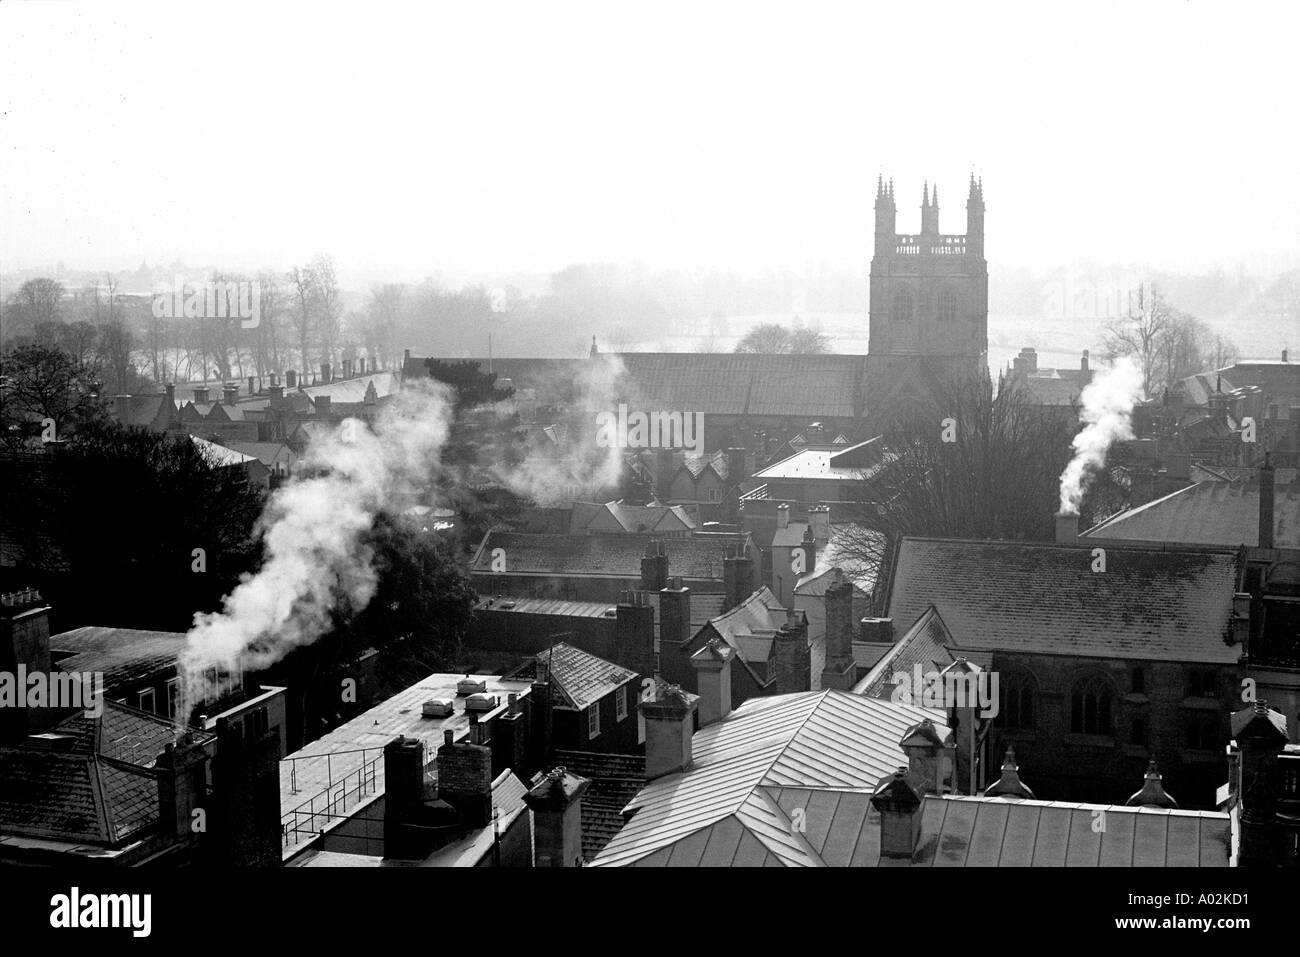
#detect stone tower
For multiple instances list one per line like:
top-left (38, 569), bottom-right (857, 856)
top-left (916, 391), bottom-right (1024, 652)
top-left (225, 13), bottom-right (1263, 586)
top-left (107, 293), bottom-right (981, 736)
top-left (866, 176), bottom-right (989, 426)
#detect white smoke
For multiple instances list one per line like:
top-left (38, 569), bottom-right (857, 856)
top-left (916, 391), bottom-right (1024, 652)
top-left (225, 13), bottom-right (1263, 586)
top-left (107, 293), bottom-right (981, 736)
top-left (491, 353), bottom-right (627, 506)
top-left (1057, 356), bottom-right (1143, 514)
top-left (178, 379), bottom-right (453, 718)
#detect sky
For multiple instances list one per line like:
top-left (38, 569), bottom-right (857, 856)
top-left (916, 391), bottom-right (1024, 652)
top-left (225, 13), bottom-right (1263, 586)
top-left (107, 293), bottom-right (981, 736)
top-left (2, 1), bottom-right (1298, 283)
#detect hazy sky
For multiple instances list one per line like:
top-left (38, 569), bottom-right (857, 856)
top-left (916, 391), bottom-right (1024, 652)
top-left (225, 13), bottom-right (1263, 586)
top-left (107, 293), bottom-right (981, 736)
top-left (2, 1), bottom-right (1297, 281)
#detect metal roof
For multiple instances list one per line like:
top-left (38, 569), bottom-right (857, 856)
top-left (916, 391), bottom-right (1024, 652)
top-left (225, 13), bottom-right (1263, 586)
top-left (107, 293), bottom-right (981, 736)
top-left (590, 690), bottom-right (949, 867)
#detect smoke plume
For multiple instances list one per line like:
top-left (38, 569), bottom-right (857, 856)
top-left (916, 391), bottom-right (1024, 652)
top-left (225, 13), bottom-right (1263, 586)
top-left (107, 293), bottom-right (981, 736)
top-left (1057, 356), bottom-right (1143, 514)
top-left (490, 353), bottom-right (627, 506)
top-left (178, 379), bottom-right (453, 718)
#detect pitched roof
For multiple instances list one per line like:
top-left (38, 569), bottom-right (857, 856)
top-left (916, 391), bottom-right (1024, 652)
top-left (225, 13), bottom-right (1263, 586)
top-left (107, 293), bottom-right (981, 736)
top-left (698, 587), bottom-right (788, 682)
top-left (1080, 479), bottom-right (1299, 548)
top-left (595, 502), bottom-right (696, 533)
top-left (111, 393), bottom-right (170, 427)
top-left (853, 606), bottom-right (962, 697)
top-left (190, 435), bottom-right (260, 467)
top-left (754, 439), bottom-right (892, 482)
top-left (470, 531), bottom-right (747, 582)
top-left (885, 538), bottom-right (1242, 664)
top-left (518, 642), bottom-right (639, 710)
top-left (589, 690), bottom-right (949, 867)
top-left (300, 372), bottom-right (401, 403)
top-left (51, 626), bottom-right (186, 693)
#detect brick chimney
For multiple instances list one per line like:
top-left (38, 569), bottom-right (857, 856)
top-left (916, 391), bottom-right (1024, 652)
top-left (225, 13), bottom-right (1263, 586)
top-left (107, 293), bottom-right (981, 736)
top-left (642, 682), bottom-right (697, 781)
top-left (285, 369), bottom-right (297, 389)
top-left (615, 591), bottom-right (655, 678)
top-left (774, 607), bottom-right (810, 694)
top-left (164, 383), bottom-right (175, 425)
top-left (527, 661), bottom-right (552, 772)
top-left (209, 710), bottom-right (283, 866)
top-left (1055, 511), bottom-right (1078, 543)
top-left (640, 540), bottom-right (668, 591)
top-left (725, 447), bottom-right (748, 485)
top-left (524, 767), bottom-right (591, 867)
top-left (155, 734), bottom-right (209, 841)
top-left (193, 386), bottom-right (209, 404)
top-left (315, 395), bottom-right (332, 417)
top-left (860, 617), bottom-right (894, 644)
top-left (776, 502), bottom-right (790, 530)
top-left (722, 546), bottom-right (754, 612)
top-left (223, 382), bottom-right (238, 405)
top-left (871, 768), bottom-right (923, 860)
top-left (798, 525), bottom-right (818, 574)
top-left (820, 569), bottom-right (855, 691)
top-left (437, 730), bottom-right (494, 827)
top-left (689, 636), bottom-right (733, 726)
top-left (899, 717), bottom-right (948, 796)
top-left (983, 747), bottom-right (1036, 799)
top-left (808, 505), bottom-right (830, 543)
top-left (1259, 453), bottom-right (1275, 549)
top-left (247, 375), bottom-right (257, 396)
top-left (320, 363), bottom-right (331, 384)
top-left (1079, 349), bottom-right (1092, 385)
top-left (491, 692), bottom-right (528, 777)
top-left (657, 578), bottom-right (692, 663)
top-left (0, 589), bottom-right (53, 740)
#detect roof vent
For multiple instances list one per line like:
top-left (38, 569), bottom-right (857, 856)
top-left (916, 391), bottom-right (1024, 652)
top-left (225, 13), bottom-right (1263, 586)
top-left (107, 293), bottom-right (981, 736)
top-left (498, 601), bottom-right (517, 611)
top-left (602, 607), bottom-right (618, 617)
top-left (421, 698), bottom-right (454, 718)
top-left (457, 677), bottom-right (487, 696)
top-left (24, 733), bottom-right (78, 751)
top-left (465, 693), bottom-right (499, 713)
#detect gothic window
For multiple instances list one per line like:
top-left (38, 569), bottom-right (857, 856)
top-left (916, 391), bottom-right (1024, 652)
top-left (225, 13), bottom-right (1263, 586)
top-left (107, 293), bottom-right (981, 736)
top-left (937, 288), bottom-right (958, 322)
top-left (1070, 674), bottom-right (1114, 735)
top-left (995, 669), bottom-right (1036, 730)
top-left (892, 286), bottom-right (914, 322)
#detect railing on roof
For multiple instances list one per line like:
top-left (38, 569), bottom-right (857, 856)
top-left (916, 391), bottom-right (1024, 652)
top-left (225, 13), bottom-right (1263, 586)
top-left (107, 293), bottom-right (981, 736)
top-left (280, 744), bottom-right (442, 850)
top-left (739, 484), bottom-right (770, 502)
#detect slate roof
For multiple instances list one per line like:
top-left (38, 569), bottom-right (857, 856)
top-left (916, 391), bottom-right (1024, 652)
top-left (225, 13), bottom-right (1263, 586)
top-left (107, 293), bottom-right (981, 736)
top-left (403, 353), bottom-right (869, 419)
top-left (853, 606), bottom-right (962, 697)
top-left (1080, 479), bottom-right (1299, 548)
top-left (225, 441), bottom-right (296, 469)
top-left (884, 537), bottom-right (1243, 664)
top-left (111, 393), bottom-right (172, 428)
top-left (514, 642), bottom-right (639, 710)
top-left (697, 587), bottom-right (788, 682)
top-left (51, 626), bottom-right (186, 694)
top-left (0, 701), bottom-right (200, 847)
top-left (300, 372), bottom-right (401, 403)
top-left (470, 531), bottom-right (747, 582)
top-left (595, 502), bottom-right (696, 533)
top-left (589, 690), bottom-right (948, 867)
top-left (794, 524), bottom-right (884, 595)
top-left (191, 435), bottom-right (260, 467)
top-left (553, 750), bottom-right (646, 860)
top-left (681, 451), bottom-right (729, 480)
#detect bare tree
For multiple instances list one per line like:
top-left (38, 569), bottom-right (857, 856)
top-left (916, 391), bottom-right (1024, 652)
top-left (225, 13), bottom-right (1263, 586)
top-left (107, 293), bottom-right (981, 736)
top-left (288, 265), bottom-right (314, 375)
top-left (310, 255), bottom-right (342, 369)
top-left (1102, 283), bottom-right (1173, 399)
top-left (836, 371), bottom-right (1081, 606)
top-left (734, 322), bottom-right (831, 354)
top-left (4, 278), bottom-right (66, 340)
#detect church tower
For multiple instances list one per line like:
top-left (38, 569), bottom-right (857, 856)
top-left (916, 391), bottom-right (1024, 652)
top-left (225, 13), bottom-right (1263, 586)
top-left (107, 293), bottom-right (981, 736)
top-left (866, 175), bottom-right (989, 425)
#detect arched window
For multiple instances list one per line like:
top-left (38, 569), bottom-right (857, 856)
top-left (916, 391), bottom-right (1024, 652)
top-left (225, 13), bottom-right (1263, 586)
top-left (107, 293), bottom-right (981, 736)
top-left (995, 669), bottom-right (1037, 730)
top-left (1070, 675), bottom-right (1114, 735)
top-left (892, 286), bottom-right (914, 322)
top-left (937, 288), bottom-right (958, 322)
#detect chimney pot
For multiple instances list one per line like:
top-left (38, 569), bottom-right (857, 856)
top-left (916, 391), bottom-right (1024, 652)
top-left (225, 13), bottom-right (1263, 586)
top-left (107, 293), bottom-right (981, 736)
top-left (1055, 511), bottom-right (1079, 543)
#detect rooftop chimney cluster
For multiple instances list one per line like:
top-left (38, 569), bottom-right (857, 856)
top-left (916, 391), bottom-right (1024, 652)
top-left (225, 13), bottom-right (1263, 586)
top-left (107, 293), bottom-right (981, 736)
top-left (0, 588), bottom-right (45, 610)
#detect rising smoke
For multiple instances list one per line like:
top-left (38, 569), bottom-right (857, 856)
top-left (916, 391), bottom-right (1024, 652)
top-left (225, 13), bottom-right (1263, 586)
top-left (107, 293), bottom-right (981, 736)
top-left (177, 379), bottom-right (454, 718)
top-left (1057, 356), bottom-right (1143, 514)
top-left (488, 353), bottom-right (628, 506)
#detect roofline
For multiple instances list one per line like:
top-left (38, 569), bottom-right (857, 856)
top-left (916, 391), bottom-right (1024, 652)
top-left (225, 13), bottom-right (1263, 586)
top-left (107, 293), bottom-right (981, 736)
top-left (896, 534), bottom-right (1241, 557)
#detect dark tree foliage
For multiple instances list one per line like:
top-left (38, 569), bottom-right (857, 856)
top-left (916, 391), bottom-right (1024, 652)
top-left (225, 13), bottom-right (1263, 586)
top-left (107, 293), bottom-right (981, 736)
top-left (267, 513), bottom-right (478, 738)
top-left (0, 342), bottom-right (108, 447)
top-left (3, 419), bottom-right (265, 630)
top-left (838, 372), bottom-right (1120, 605)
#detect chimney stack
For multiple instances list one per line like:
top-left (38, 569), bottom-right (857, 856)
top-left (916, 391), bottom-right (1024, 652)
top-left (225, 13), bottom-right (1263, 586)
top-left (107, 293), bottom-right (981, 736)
top-left (1259, 453), bottom-right (1275, 549)
top-left (247, 375), bottom-right (257, 397)
top-left (722, 546), bottom-right (754, 612)
top-left (725, 447), bottom-right (748, 486)
top-left (774, 607), bottom-right (810, 695)
top-left (285, 369), bottom-right (297, 389)
top-left (0, 589), bottom-right (53, 739)
top-left (776, 502), bottom-right (790, 530)
top-left (436, 731), bottom-right (494, 827)
top-left (320, 363), bottom-right (331, 384)
top-left (808, 505), bottom-right (830, 543)
top-left (898, 717), bottom-right (948, 796)
top-left (940, 657), bottom-right (986, 795)
top-left (820, 569), bottom-right (856, 691)
top-left (193, 386), bottom-right (209, 405)
top-left (155, 735), bottom-right (209, 842)
top-left (1231, 700), bottom-right (1289, 867)
top-left (223, 382), bottom-right (238, 405)
top-left (359, 357), bottom-right (366, 375)
top-left (615, 593), bottom-right (656, 679)
top-left (1055, 511), bottom-right (1078, 543)
top-left (640, 540), bottom-right (669, 591)
top-left (642, 682), bottom-right (697, 781)
top-left (524, 767), bottom-right (592, 867)
top-left (689, 637), bottom-right (733, 726)
top-left (315, 395), bottom-right (332, 417)
top-left (871, 768), bottom-right (923, 861)
top-left (860, 617), bottom-right (894, 644)
top-left (657, 578), bottom-right (692, 664)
